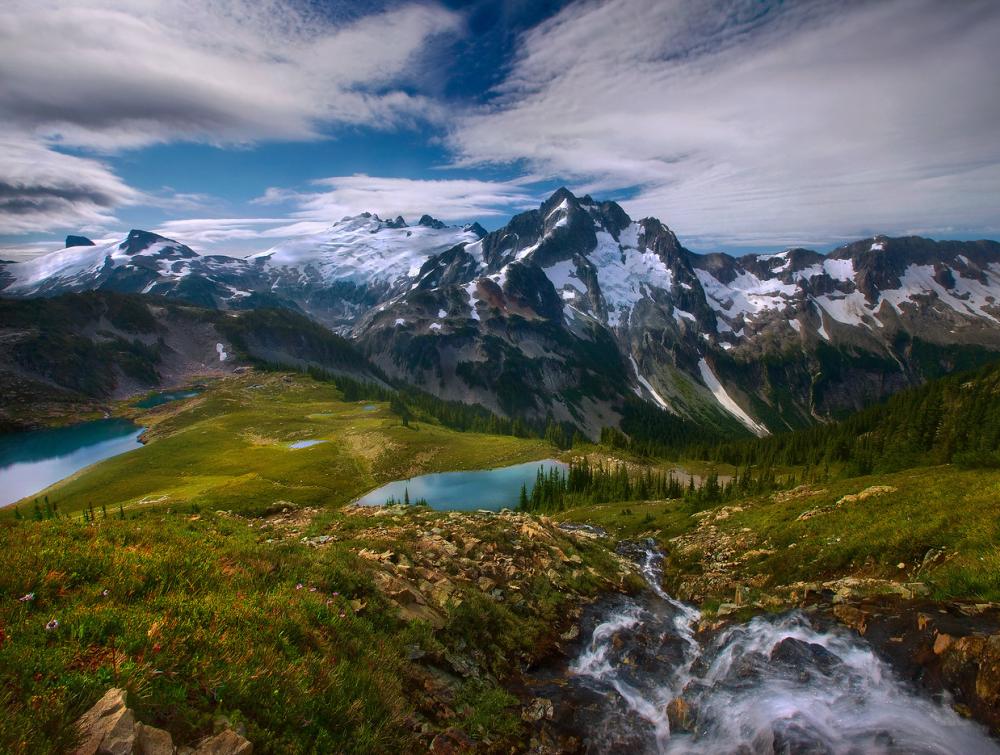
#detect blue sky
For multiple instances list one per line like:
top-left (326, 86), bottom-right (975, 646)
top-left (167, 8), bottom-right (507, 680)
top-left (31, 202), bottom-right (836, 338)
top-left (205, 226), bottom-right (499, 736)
top-left (2, 0), bottom-right (999, 261)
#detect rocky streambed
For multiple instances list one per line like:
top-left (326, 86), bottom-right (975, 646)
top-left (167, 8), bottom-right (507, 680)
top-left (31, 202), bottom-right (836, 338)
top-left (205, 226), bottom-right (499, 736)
top-left (522, 537), bottom-right (1000, 754)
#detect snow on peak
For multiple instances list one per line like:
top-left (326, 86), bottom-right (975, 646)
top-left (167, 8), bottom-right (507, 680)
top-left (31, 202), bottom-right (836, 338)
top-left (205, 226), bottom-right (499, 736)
top-left (253, 214), bottom-right (478, 286)
top-left (3, 230), bottom-right (197, 295)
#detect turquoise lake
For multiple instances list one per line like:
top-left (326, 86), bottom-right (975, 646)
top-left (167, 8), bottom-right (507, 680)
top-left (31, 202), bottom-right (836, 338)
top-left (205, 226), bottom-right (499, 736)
top-left (0, 420), bottom-right (144, 507)
top-left (356, 459), bottom-right (568, 511)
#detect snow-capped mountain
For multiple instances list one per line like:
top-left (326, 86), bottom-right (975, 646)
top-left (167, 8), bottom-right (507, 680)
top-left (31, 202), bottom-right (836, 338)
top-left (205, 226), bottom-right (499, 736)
top-left (253, 213), bottom-right (481, 286)
top-left (248, 213), bottom-right (484, 328)
top-left (351, 189), bottom-right (1000, 436)
top-left (0, 216), bottom-right (485, 326)
top-left (3, 191), bottom-right (999, 438)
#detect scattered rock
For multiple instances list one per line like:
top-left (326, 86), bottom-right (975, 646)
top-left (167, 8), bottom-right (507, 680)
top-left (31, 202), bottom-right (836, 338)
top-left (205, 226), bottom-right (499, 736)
top-left (522, 697), bottom-right (555, 722)
top-left (836, 485), bottom-right (897, 506)
top-left (934, 632), bottom-right (954, 655)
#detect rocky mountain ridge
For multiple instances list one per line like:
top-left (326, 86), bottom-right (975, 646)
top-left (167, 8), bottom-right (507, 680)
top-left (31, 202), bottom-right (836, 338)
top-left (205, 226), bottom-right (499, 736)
top-left (3, 191), bottom-right (999, 438)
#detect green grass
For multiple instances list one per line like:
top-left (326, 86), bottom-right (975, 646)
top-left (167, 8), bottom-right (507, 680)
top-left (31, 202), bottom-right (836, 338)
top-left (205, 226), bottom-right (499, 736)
top-left (557, 464), bottom-right (1000, 603)
top-left (0, 502), bottom-right (627, 754)
top-left (8, 372), bottom-right (553, 517)
top-left (721, 466), bottom-right (1000, 601)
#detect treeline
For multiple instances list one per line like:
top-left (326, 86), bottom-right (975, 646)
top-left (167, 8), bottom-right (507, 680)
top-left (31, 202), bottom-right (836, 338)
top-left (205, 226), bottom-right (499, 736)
top-left (518, 458), bottom-right (807, 513)
top-left (684, 360), bottom-right (1000, 474)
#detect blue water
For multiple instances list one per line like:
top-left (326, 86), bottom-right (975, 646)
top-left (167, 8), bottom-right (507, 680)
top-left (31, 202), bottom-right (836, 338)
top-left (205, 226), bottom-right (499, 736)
top-left (289, 440), bottom-right (327, 449)
top-left (356, 459), bottom-right (568, 511)
top-left (134, 389), bottom-right (200, 408)
top-left (0, 420), bottom-right (144, 507)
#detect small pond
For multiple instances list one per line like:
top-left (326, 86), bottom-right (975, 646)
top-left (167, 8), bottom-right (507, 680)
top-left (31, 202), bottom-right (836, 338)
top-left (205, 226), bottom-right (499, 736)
top-left (289, 440), bottom-right (327, 449)
top-left (0, 419), bottom-right (145, 507)
top-left (356, 458), bottom-right (568, 511)
top-left (134, 389), bottom-right (200, 409)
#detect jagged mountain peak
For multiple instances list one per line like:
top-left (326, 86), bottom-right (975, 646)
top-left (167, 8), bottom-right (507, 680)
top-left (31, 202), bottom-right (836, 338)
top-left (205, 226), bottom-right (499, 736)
top-left (418, 214), bottom-right (447, 230)
top-left (65, 235), bottom-right (95, 248)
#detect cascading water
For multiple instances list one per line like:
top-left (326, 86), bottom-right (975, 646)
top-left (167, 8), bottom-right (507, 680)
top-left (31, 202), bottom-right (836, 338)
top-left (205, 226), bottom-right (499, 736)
top-left (553, 539), bottom-right (1000, 754)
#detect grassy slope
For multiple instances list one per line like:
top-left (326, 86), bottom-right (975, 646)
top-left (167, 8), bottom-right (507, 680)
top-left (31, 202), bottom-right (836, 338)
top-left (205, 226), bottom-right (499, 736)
top-left (0, 504), bottom-right (629, 753)
top-left (557, 464), bottom-right (1000, 603)
top-left (0, 373), bottom-right (632, 752)
top-left (9, 372), bottom-right (553, 517)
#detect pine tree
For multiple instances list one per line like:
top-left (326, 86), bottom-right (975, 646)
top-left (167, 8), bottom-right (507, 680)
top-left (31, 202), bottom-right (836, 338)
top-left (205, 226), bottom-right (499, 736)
top-left (519, 483), bottom-right (529, 510)
top-left (404, 487), bottom-right (410, 506)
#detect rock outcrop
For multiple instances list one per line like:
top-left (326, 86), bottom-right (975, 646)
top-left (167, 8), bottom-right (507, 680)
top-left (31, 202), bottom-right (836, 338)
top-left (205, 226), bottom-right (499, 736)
top-left (72, 688), bottom-right (252, 755)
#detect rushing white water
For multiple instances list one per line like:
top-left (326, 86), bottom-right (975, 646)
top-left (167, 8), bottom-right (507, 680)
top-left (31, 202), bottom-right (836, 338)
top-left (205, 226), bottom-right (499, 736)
top-left (565, 541), bottom-right (1000, 755)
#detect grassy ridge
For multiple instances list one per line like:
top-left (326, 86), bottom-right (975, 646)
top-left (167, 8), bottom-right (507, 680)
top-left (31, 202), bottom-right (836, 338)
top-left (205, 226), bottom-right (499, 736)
top-left (0, 503), bottom-right (628, 753)
top-left (557, 464), bottom-right (1000, 603)
top-left (9, 372), bottom-right (553, 516)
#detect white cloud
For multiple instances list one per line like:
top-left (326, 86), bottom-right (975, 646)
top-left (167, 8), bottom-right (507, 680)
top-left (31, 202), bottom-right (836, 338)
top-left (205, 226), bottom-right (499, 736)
top-left (1, 0), bottom-right (462, 150)
top-left (151, 174), bottom-right (538, 253)
top-left (0, 1), bottom-right (463, 236)
top-left (257, 173), bottom-right (538, 223)
top-left (449, 0), bottom-right (1000, 247)
top-left (0, 133), bottom-right (139, 234)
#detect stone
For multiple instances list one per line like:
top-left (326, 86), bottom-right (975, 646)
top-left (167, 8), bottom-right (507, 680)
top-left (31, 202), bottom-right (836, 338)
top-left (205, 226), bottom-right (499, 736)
top-left (934, 632), bottom-right (954, 655)
top-left (974, 634), bottom-right (1000, 706)
top-left (192, 729), bottom-right (252, 755)
top-left (665, 697), bottom-right (691, 731)
top-left (833, 604), bottom-right (868, 634)
top-left (716, 602), bottom-right (739, 617)
top-left (428, 728), bottom-right (475, 754)
top-left (522, 697), bottom-right (555, 722)
top-left (135, 723), bottom-right (174, 755)
top-left (73, 688), bottom-right (129, 755)
top-left (97, 708), bottom-right (137, 755)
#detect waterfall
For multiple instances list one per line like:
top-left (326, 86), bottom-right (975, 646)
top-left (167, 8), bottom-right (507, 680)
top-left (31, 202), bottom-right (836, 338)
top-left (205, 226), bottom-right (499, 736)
top-left (560, 540), bottom-right (999, 754)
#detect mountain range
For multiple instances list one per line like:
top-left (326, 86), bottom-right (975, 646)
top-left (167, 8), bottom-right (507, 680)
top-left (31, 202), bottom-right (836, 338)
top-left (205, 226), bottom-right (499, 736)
top-left (3, 188), bottom-right (1000, 438)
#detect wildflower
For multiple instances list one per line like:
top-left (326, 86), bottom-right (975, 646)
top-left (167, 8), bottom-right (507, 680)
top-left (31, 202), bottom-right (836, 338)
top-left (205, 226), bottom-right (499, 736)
top-left (45, 619), bottom-right (59, 631)
top-left (309, 586), bottom-right (318, 592)
top-left (18, 592), bottom-right (34, 603)
top-left (339, 611), bottom-right (346, 618)
top-left (331, 591), bottom-right (339, 597)
top-left (295, 583), bottom-right (304, 590)
top-left (101, 589), bottom-right (110, 598)
top-left (325, 599), bottom-right (333, 606)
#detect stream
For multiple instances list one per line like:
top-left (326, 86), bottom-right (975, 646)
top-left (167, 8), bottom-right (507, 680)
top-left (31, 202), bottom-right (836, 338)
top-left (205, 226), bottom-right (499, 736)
top-left (532, 538), bottom-right (1000, 754)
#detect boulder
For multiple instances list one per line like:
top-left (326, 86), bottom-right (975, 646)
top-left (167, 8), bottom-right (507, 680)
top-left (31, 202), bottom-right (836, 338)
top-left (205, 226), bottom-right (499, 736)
top-left (73, 687), bottom-right (251, 755)
top-left (72, 688), bottom-right (130, 755)
top-left (135, 724), bottom-right (174, 755)
top-left (192, 729), bottom-right (252, 755)
top-left (522, 697), bottom-right (554, 722)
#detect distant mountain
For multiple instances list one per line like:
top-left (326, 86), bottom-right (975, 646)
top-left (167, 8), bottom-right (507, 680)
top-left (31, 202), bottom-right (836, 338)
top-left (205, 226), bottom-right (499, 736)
top-left (0, 292), bottom-right (383, 432)
top-left (2, 194), bottom-right (999, 438)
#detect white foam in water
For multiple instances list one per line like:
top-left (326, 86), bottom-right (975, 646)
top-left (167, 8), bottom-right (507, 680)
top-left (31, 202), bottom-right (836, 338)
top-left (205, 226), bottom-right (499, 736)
top-left (566, 543), bottom-right (1000, 754)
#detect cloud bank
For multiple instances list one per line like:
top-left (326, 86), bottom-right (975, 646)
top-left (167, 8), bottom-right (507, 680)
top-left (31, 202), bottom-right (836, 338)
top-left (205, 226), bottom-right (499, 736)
top-left (0, 0), bottom-right (461, 234)
top-left (449, 0), bottom-right (1000, 247)
top-left (155, 175), bottom-right (537, 250)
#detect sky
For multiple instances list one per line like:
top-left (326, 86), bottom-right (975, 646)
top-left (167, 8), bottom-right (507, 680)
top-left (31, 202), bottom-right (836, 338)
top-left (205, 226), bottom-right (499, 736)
top-left (1, 0), bottom-right (999, 262)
